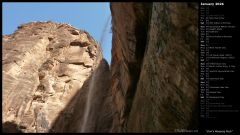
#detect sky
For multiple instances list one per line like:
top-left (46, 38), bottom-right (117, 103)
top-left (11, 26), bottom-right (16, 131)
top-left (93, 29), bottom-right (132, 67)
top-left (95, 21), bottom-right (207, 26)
top-left (2, 2), bottom-right (112, 64)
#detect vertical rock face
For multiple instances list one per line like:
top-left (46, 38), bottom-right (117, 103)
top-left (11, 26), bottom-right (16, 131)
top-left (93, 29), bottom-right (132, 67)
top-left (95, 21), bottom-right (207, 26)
top-left (3, 3), bottom-right (198, 133)
top-left (110, 2), bottom-right (198, 132)
top-left (110, 3), bottom-right (151, 132)
top-left (2, 21), bottom-right (112, 132)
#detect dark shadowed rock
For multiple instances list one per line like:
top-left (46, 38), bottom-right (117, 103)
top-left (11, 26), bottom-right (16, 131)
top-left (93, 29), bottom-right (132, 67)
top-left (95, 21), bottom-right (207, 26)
top-left (110, 2), bottom-right (198, 132)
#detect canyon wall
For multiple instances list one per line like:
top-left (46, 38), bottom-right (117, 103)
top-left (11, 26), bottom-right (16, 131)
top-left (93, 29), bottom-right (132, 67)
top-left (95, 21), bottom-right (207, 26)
top-left (2, 21), bottom-right (112, 132)
top-left (110, 2), bottom-right (198, 132)
top-left (2, 2), bottom-right (199, 133)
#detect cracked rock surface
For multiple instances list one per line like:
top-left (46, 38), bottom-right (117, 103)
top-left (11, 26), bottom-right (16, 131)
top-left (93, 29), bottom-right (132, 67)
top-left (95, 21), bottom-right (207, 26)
top-left (110, 3), bottom-right (198, 132)
top-left (2, 21), bottom-right (112, 133)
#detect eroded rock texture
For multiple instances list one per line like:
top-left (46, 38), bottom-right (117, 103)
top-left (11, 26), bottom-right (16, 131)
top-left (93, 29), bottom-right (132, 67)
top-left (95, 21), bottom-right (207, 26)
top-left (3, 2), bottom-right (198, 133)
top-left (110, 2), bottom-right (198, 132)
top-left (110, 3), bottom-right (151, 132)
top-left (2, 21), bottom-right (112, 133)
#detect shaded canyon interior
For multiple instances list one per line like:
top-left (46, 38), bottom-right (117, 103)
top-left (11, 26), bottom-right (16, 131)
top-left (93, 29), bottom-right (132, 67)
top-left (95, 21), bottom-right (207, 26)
top-left (2, 2), bottom-right (198, 133)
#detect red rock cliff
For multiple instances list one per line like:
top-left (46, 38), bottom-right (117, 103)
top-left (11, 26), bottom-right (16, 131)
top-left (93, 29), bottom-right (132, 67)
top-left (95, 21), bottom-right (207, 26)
top-left (2, 2), bottom-right (199, 133)
top-left (110, 2), bottom-right (198, 132)
top-left (2, 21), bottom-right (112, 133)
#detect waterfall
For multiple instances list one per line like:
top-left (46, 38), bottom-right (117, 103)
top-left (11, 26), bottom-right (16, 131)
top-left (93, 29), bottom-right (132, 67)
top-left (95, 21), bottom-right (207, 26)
top-left (80, 67), bottom-right (97, 132)
top-left (79, 15), bottom-right (111, 132)
top-left (100, 15), bottom-right (111, 46)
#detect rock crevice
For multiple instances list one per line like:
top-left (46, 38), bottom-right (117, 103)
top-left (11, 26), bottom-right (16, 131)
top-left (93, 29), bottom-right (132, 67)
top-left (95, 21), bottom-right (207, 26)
top-left (3, 3), bottom-right (199, 133)
top-left (110, 2), bottom-right (198, 132)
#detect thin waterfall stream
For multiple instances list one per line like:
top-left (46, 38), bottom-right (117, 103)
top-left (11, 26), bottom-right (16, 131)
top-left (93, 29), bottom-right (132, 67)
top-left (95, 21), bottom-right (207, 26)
top-left (80, 15), bottom-right (111, 132)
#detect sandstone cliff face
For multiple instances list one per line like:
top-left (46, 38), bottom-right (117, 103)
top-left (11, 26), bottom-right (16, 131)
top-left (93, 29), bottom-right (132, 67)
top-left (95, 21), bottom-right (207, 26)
top-left (110, 3), bottom-right (151, 132)
top-left (110, 2), bottom-right (198, 132)
top-left (3, 3), bottom-right (198, 133)
top-left (2, 21), bottom-right (112, 132)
